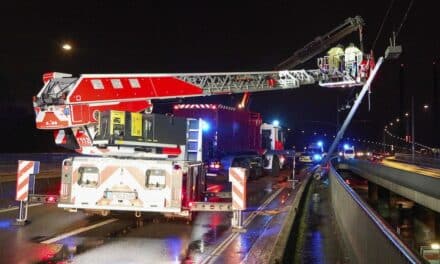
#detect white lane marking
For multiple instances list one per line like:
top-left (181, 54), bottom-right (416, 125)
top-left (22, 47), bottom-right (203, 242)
top-left (0, 203), bottom-right (42, 213)
top-left (41, 218), bottom-right (118, 244)
top-left (200, 186), bottom-right (285, 264)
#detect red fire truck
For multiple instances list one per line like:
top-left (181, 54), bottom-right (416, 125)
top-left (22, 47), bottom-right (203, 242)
top-left (173, 104), bottom-right (291, 179)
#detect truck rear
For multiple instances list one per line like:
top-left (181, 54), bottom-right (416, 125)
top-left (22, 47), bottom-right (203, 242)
top-left (59, 156), bottom-right (205, 219)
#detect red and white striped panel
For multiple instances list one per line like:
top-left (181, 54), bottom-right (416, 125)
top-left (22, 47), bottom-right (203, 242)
top-left (54, 129), bottom-right (67, 145)
top-left (16, 160), bottom-right (40, 201)
top-left (174, 104), bottom-right (218, 110)
top-left (229, 167), bottom-right (247, 210)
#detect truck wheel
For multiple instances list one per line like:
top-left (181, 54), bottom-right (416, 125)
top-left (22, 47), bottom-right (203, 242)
top-left (271, 156), bottom-right (280, 177)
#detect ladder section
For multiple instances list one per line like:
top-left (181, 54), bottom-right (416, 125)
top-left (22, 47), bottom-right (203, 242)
top-left (176, 70), bottom-right (323, 95)
top-left (186, 119), bottom-right (203, 161)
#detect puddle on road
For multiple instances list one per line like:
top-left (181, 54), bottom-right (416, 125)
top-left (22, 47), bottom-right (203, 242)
top-left (201, 224), bottom-right (229, 245)
top-left (34, 217), bottom-right (144, 263)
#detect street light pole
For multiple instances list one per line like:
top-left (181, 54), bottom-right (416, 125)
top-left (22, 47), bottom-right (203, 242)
top-left (324, 57), bottom-right (384, 164)
top-left (411, 96), bottom-right (415, 162)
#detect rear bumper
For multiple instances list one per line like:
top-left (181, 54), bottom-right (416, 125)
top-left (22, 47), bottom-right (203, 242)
top-left (58, 203), bottom-right (182, 213)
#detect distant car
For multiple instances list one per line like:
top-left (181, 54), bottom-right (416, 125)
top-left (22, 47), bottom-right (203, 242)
top-left (343, 147), bottom-right (355, 159)
top-left (299, 151), bottom-right (323, 164)
top-left (368, 152), bottom-right (384, 162)
top-left (220, 155), bottom-right (263, 180)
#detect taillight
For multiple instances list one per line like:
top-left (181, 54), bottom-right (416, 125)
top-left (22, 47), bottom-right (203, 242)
top-left (209, 161), bottom-right (221, 169)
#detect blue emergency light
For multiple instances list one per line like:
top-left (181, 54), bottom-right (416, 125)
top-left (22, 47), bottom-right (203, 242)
top-left (201, 120), bottom-right (210, 132)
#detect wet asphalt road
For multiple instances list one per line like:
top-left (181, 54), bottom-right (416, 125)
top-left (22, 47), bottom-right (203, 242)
top-left (0, 169), bottom-right (301, 264)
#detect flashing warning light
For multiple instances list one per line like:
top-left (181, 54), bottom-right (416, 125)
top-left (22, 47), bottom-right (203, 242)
top-left (272, 120), bottom-right (280, 127)
top-left (313, 154), bottom-right (322, 161)
top-left (201, 120), bottom-right (210, 132)
top-left (343, 144), bottom-right (350, 150)
top-left (317, 141), bottom-right (323, 147)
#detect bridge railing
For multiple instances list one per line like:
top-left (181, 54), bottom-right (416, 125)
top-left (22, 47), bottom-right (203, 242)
top-left (329, 162), bottom-right (421, 263)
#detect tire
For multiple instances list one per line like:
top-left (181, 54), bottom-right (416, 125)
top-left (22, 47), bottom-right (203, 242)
top-left (270, 155), bottom-right (280, 177)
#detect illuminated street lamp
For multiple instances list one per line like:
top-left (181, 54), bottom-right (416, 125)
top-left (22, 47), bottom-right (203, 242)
top-left (396, 118), bottom-right (400, 122)
top-left (423, 104), bottom-right (429, 110)
top-left (62, 43), bottom-right (72, 51)
top-left (405, 112), bottom-right (409, 117)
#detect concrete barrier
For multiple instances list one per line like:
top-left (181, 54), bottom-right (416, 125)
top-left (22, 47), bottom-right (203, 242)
top-left (344, 159), bottom-right (440, 213)
top-left (268, 171), bottom-right (312, 263)
top-left (329, 165), bottom-right (421, 263)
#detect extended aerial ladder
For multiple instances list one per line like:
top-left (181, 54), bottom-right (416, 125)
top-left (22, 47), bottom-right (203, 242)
top-left (33, 16), bottom-right (368, 158)
top-left (238, 16), bottom-right (365, 109)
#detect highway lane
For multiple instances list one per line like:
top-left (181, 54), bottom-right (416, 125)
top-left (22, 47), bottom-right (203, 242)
top-left (204, 182), bottom-right (295, 264)
top-left (381, 157), bottom-right (440, 178)
top-left (0, 169), bottom-right (300, 263)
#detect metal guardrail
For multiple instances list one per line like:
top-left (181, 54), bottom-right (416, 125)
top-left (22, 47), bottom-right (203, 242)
top-left (395, 153), bottom-right (440, 169)
top-left (329, 162), bottom-right (421, 263)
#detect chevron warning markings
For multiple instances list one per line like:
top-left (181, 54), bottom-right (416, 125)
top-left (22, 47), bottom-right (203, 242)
top-left (229, 167), bottom-right (247, 210)
top-left (16, 160), bottom-right (40, 201)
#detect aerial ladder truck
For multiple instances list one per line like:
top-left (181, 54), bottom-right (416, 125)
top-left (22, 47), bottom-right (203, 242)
top-left (32, 16), bottom-right (370, 220)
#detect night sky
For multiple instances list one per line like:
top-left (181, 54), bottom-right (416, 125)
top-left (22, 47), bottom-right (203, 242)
top-left (1, 0), bottom-right (438, 152)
